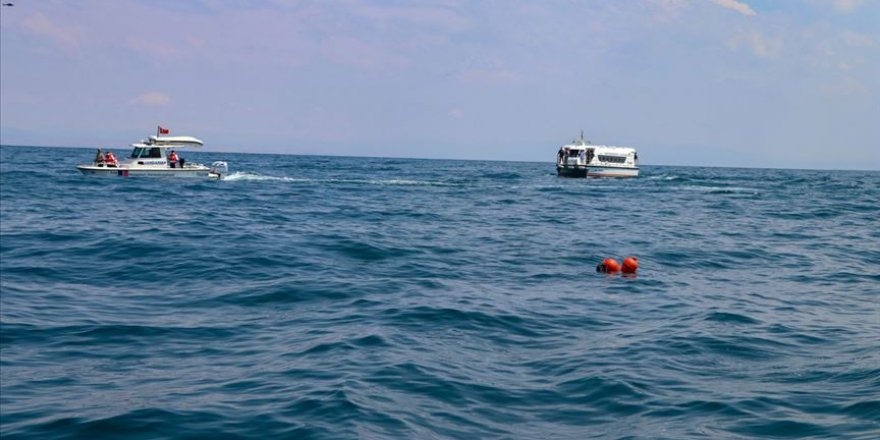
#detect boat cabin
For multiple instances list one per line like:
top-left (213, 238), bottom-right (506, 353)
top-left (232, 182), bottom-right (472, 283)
top-left (125, 135), bottom-right (203, 167)
top-left (558, 145), bottom-right (637, 168)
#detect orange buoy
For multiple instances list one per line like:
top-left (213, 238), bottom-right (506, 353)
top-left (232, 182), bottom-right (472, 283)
top-left (597, 258), bottom-right (621, 273)
top-left (622, 256), bottom-right (639, 274)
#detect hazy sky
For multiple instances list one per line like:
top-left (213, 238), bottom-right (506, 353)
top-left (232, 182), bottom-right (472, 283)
top-left (1, 0), bottom-right (878, 169)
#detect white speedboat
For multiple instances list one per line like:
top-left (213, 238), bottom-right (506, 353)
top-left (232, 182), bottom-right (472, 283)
top-left (77, 133), bottom-right (228, 178)
top-left (555, 133), bottom-right (639, 178)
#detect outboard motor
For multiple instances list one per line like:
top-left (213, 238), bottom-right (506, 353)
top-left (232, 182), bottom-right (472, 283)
top-left (209, 161), bottom-right (228, 179)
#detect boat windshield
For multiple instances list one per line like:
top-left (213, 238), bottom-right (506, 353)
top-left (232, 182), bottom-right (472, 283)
top-left (130, 147), bottom-right (163, 158)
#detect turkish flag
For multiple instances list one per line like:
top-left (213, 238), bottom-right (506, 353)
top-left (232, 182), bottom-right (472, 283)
top-left (158, 126), bottom-right (170, 134)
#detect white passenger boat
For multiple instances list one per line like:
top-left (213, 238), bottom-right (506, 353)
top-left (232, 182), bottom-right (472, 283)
top-left (77, 131), bottom-right (228, 178)
top-left (555, 133), bottom-right (639, 178)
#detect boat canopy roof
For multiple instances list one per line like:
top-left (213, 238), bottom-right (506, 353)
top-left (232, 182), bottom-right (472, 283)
top-left (561, 143), bottom-right (636, 154)
top-left (139, 135), bottom-right (204, 148)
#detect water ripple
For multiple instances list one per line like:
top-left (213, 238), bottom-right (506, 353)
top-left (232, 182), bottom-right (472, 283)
top-left (2, 146), bottom-right (879, 439)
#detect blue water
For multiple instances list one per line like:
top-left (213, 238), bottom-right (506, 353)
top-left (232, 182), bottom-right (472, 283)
top-left (1, 145), bottom-right (879, 439)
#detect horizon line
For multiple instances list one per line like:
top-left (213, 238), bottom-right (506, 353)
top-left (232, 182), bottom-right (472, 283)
top-left (1, 143), bottom-right (877, 173)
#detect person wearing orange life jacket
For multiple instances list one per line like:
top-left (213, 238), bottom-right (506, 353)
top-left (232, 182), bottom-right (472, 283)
top-left (104, 151), bottom-right (118, 167)
top-left (168, 150), bottom-right (179, 168)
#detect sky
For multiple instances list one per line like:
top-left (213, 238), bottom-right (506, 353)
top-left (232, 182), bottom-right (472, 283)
top-left (1, 0), bottom-right (878, 170)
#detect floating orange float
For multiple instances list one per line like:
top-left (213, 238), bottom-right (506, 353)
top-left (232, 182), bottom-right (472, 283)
top-left (622, 256), bottom-right (639, 274)
top-left (597, 258), bottom-right (621, 273)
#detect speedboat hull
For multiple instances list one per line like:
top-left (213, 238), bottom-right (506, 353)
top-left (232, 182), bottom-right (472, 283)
top-left (77, 164), bottom-right (216, 178)
top-left (557, 165), bottom-right (639, 178)
top-left (585, 166), bottom-right (639, 178)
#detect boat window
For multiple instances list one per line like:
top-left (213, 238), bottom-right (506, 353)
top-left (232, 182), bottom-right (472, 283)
top-left (129, 147), bottom-right (165, 158)
top-left (598, 155), bottom-right (627, 164)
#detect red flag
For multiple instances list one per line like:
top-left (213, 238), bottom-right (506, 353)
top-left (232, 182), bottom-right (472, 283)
top-left (158, 126), bottom-right (170, 135)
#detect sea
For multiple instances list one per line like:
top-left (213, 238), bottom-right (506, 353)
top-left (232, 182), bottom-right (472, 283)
top-left (1, 145), bottom-right (878, 439)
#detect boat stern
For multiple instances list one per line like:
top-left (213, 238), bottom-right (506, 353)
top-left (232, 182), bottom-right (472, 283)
top-left (208, 161), bottom-right (229, 179)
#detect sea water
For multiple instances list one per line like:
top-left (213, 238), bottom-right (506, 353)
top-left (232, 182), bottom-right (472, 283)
top-left (1, 145), bottom-right (878, 439)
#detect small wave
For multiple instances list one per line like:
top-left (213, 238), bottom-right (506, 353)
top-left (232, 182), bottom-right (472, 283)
top-left (9, 408), bottom-right (333, 439)
top-left (556, 376), bottom-right (649, 402)
top-left (705, 311), bottom-right (760, 325)
top-left (766, 208), bottom-right (844, 220)
top-left (207, 283), bottom-right (358, 307)
top-left (679, 185), bottom-right (760, 194)
top-left (690, 334), bottom-right (794, 360)
top-left (841, 400), bottom-right (880, 420)
top-left (382, 306), bottom-right (550, 338)
top-left (645, 399), bottom-right (750, 418)
top-left (481, 171), bottom-right (523, 180)
top-left (0, 322), bottom-right (240, 348)
top-left (312, 237), bottom-right (420, 262)
top-left (729, 418), bottom-right (831, 438)
top-left (298, 334), bottom-right (391, 356)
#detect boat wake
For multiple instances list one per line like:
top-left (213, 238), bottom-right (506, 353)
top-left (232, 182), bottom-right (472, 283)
top-left (644, 175), bottom-right (685, 181)
top-left (222, 171), bottom-right (308, 182)
top-left (222, 171), bottom-right (453, 187)
top-left (680, 185), bottom-right (760, 194)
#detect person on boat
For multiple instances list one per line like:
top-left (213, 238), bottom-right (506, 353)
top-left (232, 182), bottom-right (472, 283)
top-left (104, 151), bottom-right (118, 167)
top-left (94, 148), bottom-right (104, 164)
top-left (557, 147), bottom-right (564, 165)
top-left (168, 150), bottom-right (179, 168)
